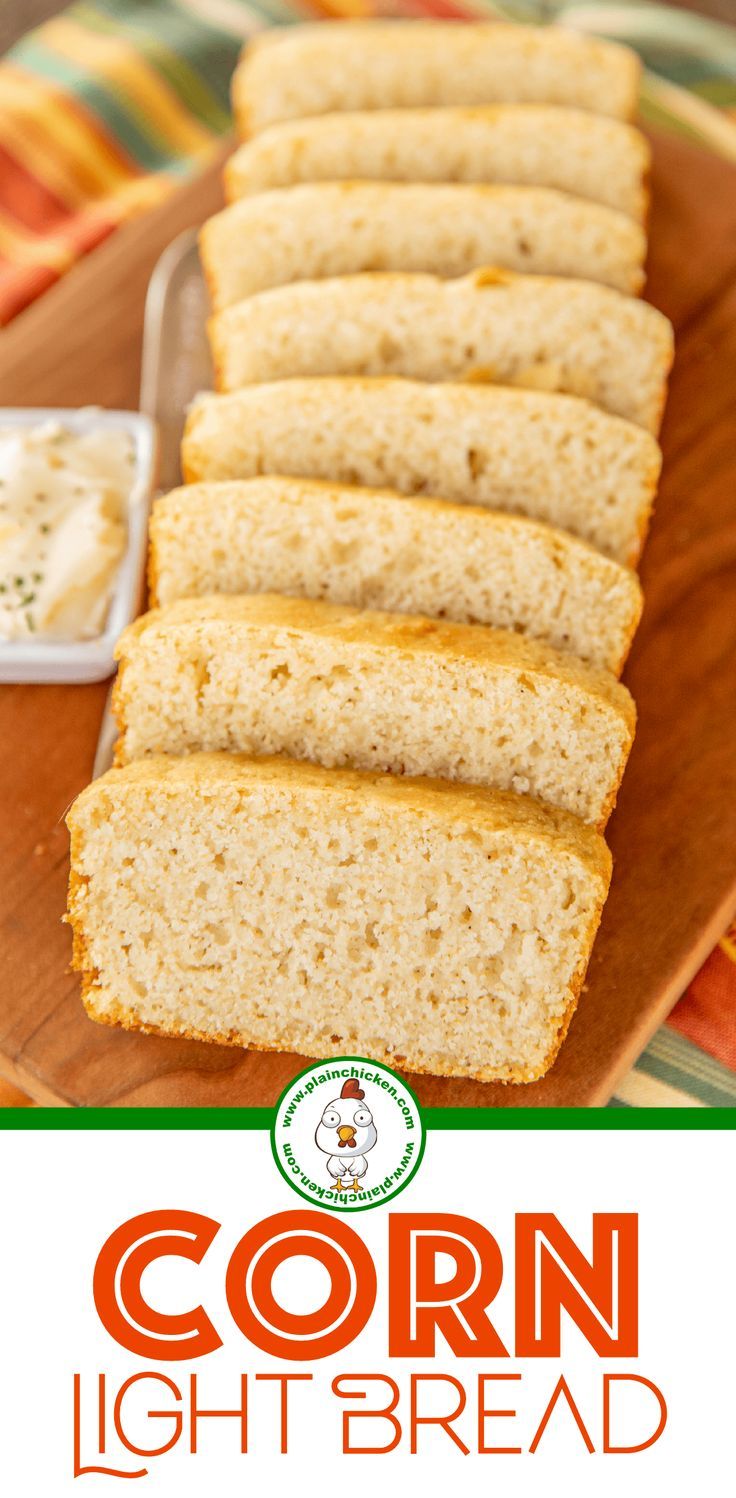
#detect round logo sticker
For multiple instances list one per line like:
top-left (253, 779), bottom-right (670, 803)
top-left (271, 1056), bottom-right (425, 1213)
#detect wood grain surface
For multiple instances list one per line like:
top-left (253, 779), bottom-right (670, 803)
top-left (0, 127), bottom-right (735, 1108)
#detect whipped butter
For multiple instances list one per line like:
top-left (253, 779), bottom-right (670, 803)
top-left (0, 421), bottom-right (132, 641)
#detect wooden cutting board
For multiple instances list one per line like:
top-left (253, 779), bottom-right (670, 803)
top-left (1, 127), bottom-right (735, 1109)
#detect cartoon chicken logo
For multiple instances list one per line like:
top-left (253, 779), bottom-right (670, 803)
top-left (315, 1078), bottom-right (378, 1195)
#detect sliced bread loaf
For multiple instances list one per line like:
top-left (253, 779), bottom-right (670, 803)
top-left (200, 183), bottom-right (646, 311)
top-left (209, 269), bottom-right (672, 432)
top-left (225, 106), bottom-right (649, 221)
top-left (113, 594), bottom-right (636, 827)
top-left (66, 752), bottom-right (613, 1082)
top-left (233, 23), bottom-right (641, 133)
top-left (149, 478), bottom-right (643, 675)
top-left (181, 380), bottom-right (662, 566)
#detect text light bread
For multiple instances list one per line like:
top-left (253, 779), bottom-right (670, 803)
top-left (66, 752), bottom-right (613, 1083)
top-left (149, 478), bottom-right (643, 675)
top-left (113, 594), bottom-right (635, 827)
top-left (210, 269), bottom-right (672, 432)
top-left (225, 106), bottom-right (649, 222)
top-left (200, 183), bottom-right (646, 312)
top-left (182, 380), bottom-right (662, 566)
top-left (232, 23), bottom-right (641, 133)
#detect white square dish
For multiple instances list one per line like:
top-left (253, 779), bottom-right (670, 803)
top-left (0, 407), bottom-right (157, 684)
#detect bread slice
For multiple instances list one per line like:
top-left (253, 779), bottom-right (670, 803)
top-left (210, 269), bottom-right (672, 432)
top-left (182, 380), bottom-right (662, 567)
top-left (225, 106), bottom-right (649, 222)
top-left (233, 23), bottom-right (641, 133)
top-left (149, 478), bottom-right (643, 676)
top-left (66, 751), bottom-right (613, 1083)
top-left (113, 594), bottom-right (635, 827)
top-left (200, 184), bottom-right (646, 311)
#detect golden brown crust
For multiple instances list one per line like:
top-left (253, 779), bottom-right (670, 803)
top-left (614, 586), bottom-right (644, 676)
top-left (67, 752), bottom-right (613, 878)
top-left (145, 511), bottom-right (161, 610)
top-left (207, 267), bottom-right (672, 433)
top-left (231, 23), bottom-right (642, 136)
top-left (109, 667), bottom-right (127, 767)
top-left (200, 184), bottom-right (647, 311)
top-left (110, 597), bottom-right (635, 827)
top-left (76, 973), bottom-right (585, 1087)
top-left (146, 477), bottom-right (644, 675)
top-left (180, 381), bottom-right (662, 572)
top-left (116, 592), bottom-right (635, 710)
top-left (629, 454), bottom-right (660, 565)
top-left (65, 831), bottom-right (101, 1005)
top-left (206, 313), bottom-right (227, 394)
top-left (224, 109), bottom-right (651, 224)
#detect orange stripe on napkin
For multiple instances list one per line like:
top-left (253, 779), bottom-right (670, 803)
top-left (669, 925), bottom-right (736, 1071)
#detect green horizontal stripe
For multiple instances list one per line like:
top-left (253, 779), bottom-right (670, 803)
top-left (1, 1105), bottom-right (734, 1129)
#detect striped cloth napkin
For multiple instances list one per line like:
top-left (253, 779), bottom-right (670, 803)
top-left (1, 0), bottom-right (734, 1107)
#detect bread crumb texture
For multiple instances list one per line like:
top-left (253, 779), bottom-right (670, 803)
top-left (200, 183), bottom-right (646, 311)
top-left (209, 269), bottom-right (672, 432)
top-left (182, 379), bottom-right (662, 566)
top-left (113, 594), bottom-right (635, 827)
top-left (225, 106), bottom-right (650, 221)
top-left (68, 20), bottom-right (651, 1083)
top-left (233, 23), bottom-right (641, 132)
top-left (149, 477), bottom-right (643, 674)
top-left (67, 753), bottom-right (612, 1083)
